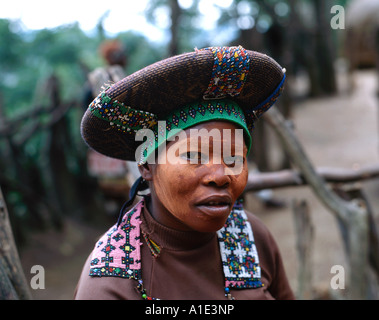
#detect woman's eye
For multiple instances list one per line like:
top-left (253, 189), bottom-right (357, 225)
top-left (224, 155), bottom-right (244, 166)
top-left (187, 152), bottom-right (200, 160)
top-left (179, 151), bottom-right (198, 160)
top-left (180, 152), bottom-right (208, 163)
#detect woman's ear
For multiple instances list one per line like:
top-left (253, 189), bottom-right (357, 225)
top-left (138, 163), bottom-right (154, 181)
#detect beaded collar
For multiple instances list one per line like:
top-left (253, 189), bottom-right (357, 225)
top-left (89, 198), bottom-right (262, 300)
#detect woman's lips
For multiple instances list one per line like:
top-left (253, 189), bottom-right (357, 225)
top-left (195, 195), bottom-right (232, 217)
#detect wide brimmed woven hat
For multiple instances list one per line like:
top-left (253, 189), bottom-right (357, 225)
top-left (81, 46), bottom-right (286, 162)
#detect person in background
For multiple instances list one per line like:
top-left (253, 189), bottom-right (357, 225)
top-left (84, 40), bottom-right (128, 107)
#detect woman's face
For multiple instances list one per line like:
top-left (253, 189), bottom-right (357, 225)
top-left (141, 121), bottom-right (249, 233)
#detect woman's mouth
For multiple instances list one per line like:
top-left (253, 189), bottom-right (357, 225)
top-left (195, 195), bottom-right (233, 217)
top-left (206, 201), bottom-right (229, 206)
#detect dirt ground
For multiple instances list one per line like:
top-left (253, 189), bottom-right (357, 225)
top-left (18, 69), bottom-right (379, 300)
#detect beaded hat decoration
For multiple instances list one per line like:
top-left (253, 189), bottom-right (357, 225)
top-left (81, 46), bottom-right (286, 161)
top-left (202, 46), bottom-right (250, 99)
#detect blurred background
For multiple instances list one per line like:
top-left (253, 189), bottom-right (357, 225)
top-left (1, 0), bottom-right (379, 299)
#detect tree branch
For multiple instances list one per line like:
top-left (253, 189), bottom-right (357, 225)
top-left (244, 164), bottom-right (379, 192)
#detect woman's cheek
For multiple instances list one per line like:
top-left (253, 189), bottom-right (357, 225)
top-left (232, 167), bottom-right (249, 198)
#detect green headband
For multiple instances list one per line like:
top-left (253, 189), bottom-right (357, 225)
top-left (138, 99), bottom-right (252, 164)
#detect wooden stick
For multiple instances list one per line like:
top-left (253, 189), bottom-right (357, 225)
top-left (293, 199), bottom-right (314, 300)
top-left (0, 186), bottom-right (32, 300)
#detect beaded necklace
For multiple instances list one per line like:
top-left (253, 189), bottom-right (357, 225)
top-left (89, 198), bottom-right (262, 300)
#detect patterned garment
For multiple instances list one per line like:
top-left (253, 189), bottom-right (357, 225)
top-left (89, 201), bottom-right (143, 279)
top-left (217, 200), bottom-right (262, 290)
top-left (89, 198), bottom-right (262, 299)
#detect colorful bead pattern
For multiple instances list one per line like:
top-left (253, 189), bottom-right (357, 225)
top-left (164, 101), bottom-right (247, 133)
top-left (89, 201), bottom-right (143, 279)
top-left (217, 199), bottom-right (263, 293)
top-left (90, 92), bottom-right (158, 133)
top-left (142, 231), bottom-right (161, 258)
top-left (89, 198), bottom-right (261, 300)
top-left (202, 46), bottom-right (250, 99)
top-left (245, 74), bottom-right (286, 131)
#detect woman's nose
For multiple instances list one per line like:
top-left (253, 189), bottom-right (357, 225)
top-left (202, 163), bottom-right (231, 188)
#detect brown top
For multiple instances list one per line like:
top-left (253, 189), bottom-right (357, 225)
top-left (74, 201), bottom-right (295, 300)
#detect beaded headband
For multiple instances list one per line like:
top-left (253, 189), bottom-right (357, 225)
top-left (138, 99), bottom-right (252, 165)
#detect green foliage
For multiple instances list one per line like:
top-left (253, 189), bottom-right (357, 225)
top-left (0, 20), bottom-right (24, 71)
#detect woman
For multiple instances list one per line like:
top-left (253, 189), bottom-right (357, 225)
top-left (75, 46), bottom-right (295, 300)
